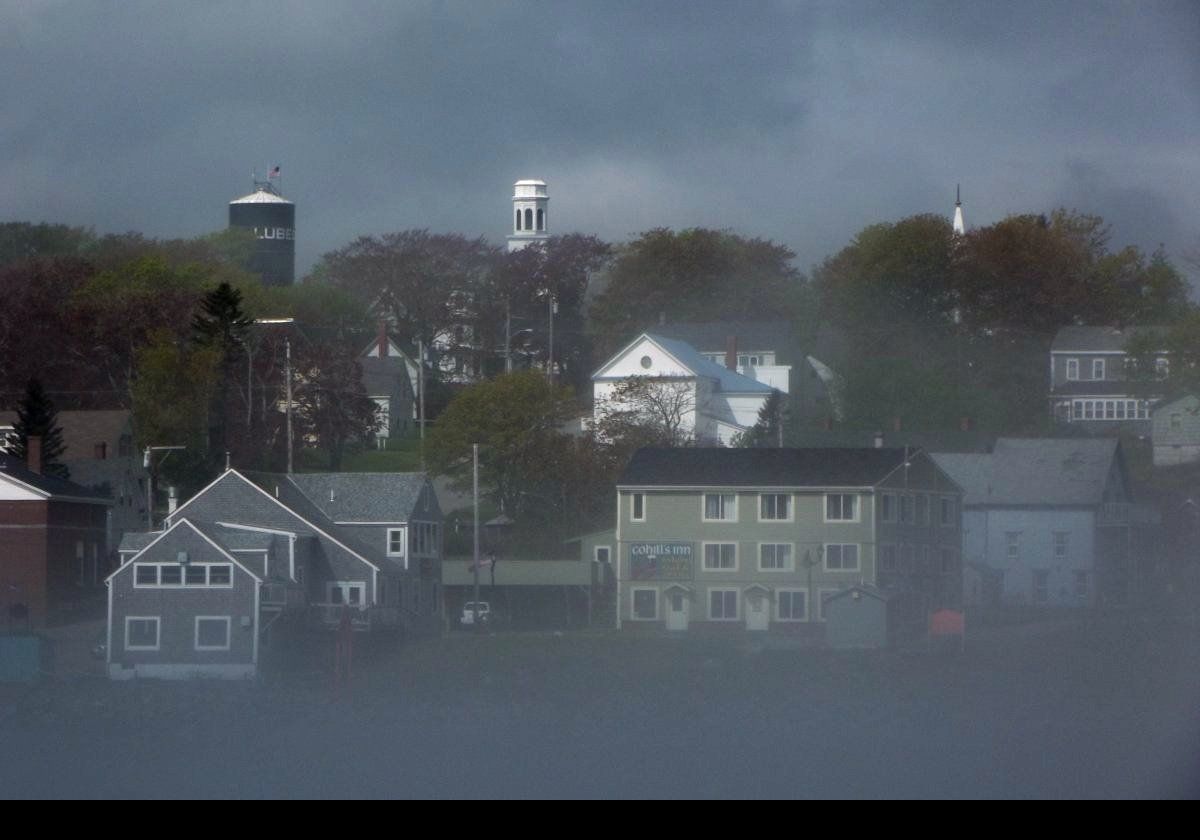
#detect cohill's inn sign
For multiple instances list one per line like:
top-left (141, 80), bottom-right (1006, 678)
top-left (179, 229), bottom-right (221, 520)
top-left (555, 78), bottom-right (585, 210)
top-left (629, 542), bottom-right (693, 581)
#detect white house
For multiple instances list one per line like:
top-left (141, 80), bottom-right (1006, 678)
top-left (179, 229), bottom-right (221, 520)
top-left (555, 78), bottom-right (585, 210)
top-left (592, 333), bottom-right (777, 445)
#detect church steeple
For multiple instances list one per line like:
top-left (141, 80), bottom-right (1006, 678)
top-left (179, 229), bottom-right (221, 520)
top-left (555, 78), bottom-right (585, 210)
top-left (952, 184), bottom-right (965, 235)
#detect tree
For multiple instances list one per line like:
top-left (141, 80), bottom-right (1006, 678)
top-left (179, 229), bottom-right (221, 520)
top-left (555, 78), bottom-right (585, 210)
top-left (733, 390), bottom-right (786, 447)
top-left (6, 379), bottom-right (69, 479)
top-left (131, 330), bottom-right (222, 493)
top-left (588, 228), bottom-right (805, 359)
top-left (594, 375), bottom-right (704, 446)
top-left (0, 222), bottom-right (96, 267)
top-left (426, 372), bottom-right (577, 519)
top-left (484, 234), bottom-right (612, 392)
top-left (192, 282), bottom-right (254, 470)
top-left (291, 341), bottom-right (378, 470)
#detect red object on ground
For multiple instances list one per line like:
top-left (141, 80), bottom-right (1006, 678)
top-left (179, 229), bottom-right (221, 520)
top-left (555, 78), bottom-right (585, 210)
top-left (929, 609), bottom-right (965, 638)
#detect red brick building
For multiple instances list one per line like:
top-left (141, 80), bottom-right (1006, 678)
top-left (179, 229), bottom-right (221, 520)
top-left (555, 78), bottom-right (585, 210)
top-left (0, 446), bottom-right (111, 628)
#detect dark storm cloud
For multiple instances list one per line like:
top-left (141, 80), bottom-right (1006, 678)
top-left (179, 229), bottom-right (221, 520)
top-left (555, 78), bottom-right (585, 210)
top-left (2, 1), bottom-right (1197, 279)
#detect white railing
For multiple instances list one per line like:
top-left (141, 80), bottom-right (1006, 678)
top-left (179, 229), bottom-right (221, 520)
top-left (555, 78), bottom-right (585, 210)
top-left (312, 604), bottom-right (402, 629)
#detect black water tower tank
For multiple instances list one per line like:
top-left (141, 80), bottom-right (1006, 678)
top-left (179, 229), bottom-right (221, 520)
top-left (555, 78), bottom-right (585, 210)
top-left (228, 183), bottom-right (295, 286)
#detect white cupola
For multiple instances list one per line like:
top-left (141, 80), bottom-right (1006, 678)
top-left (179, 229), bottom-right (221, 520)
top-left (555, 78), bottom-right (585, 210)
top-left (506, 179), bottom-right (550, 252)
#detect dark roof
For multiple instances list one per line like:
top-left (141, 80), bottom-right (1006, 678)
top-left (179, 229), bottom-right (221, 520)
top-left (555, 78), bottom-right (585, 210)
top-left (619, 447), bottom-right (917, 488)
top-left (286, 472), bottom-right (435, 522)
top-left (1051, 325), bottom-right (1168, 353)
top-left (0, 410), bottom-right (131, 461)
top-left (0, 454), bottom-right (112, 502)
top-left (788, 429), bottom-right (994, 453)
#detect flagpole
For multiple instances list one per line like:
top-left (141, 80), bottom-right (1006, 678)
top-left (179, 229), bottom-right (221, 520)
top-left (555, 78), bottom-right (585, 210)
top-left (472, 443), bottom-right (481, 633)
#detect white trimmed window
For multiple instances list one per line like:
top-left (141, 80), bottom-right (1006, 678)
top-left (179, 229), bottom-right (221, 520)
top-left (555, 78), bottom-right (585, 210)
top-left (387, 528), bottom-right (406, 558)
top-left (1092, 358), bottom-right (1105, 380)
top-left (776, 589), bottom-right (807, 621)
top-left (1066, 358), bottom-right (1079, 380)
top-left (594, 545), bottom-right (611, 564)
top-left (703, 493), bottom-right (737, 522)
top-left (758, 543), bottom-right (793, 572)
top-left (125, 617), bottom-right (160, 651)
top-left (708, 588), bottom-right (739, 621)
top-left (824, 543), bottom-right (860, 572)
top-left (631, 493), bottom-right (645, 522)
top-left (631, 587), bottom-right (658, 621)
top-left (134, 563), bottom-right (232, 588)
top-left (1053, 532), bottom-right (1069, 561)
top-left (1006, 532), bottom-right (1021, 561)
top-left (759, 493), bottom-right (791, 521)
top-left (880, 492), bottom-right (896, 523)
top-left (194, 616), bottom-right (231, 651)
top-left (702, 543), bottom-right (737, 571)
top-left (825, 494), bottom-right (858, 522)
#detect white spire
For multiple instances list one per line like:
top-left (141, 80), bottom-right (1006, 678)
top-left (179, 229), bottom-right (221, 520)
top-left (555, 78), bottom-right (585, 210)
top-left (506, 179), bottom-right (550, 252)
top-left (952, 184), bottom-right (965, 236)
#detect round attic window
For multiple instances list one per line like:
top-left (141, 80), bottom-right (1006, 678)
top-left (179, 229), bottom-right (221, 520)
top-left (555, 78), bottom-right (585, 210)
top-left (640, 355), bottom-right (653, 369)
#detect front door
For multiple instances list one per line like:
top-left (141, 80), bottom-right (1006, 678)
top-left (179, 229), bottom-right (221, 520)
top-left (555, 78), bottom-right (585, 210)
top-left (665, 589), bottom-right (689, 631)
top-left (745, 591), bottom-right (769, 631)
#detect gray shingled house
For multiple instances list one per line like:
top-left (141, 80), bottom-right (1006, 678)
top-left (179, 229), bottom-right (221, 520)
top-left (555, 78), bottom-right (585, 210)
top-left (107, 468), bottom-right (442, 679)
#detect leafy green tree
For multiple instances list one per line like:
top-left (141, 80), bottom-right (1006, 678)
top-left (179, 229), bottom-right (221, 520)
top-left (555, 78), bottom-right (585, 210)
top-left (131, 330), bottom-right (221, 492)
top-left (0, 222), bottom-right (96, 267)
top-left (588, 228), bottom-right (805, 359)
top-left (6, 379), bottom-right (69, 479)
top-left (426, 372), bottom-right (577, 519)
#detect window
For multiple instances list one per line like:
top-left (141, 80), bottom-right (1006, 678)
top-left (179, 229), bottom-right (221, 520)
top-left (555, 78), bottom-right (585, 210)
top-left (631, 588), bottom-right (658, 621)
top-left (594, 546), bottom-right (611, 564)
top-left (737, 354), bottom-right (761, 367)
top-left (1092, 358), bottom-right (1105, 380)
top-left (515, 209), bottom-right (521, 231)
top-left (387, 528), bottom-right (405, 557)
top-left (759, 493), bottom-right (790, 521)
top-left (824, 543), bottom-right (860, 572)
top-left (631, 493), bottom-right (645, 521)
top-left (1005, 532), bottom-right (1021, 561)
top-left (703, 493), bottom-right (737, 521)
top-left (940, 497), bottom-right (956, 526)
top-left (195, 617), bottom-right (231, 651)
top-left (1074, 571), bottom-right (1089, 600)
top-left (899, 495), bottom-right (914, 523)
top-left (708, 589), bottom-right (739, 621)
top-left (758, 543), bottom-right (793, 572)
top-left (1033, 570), bottom-right (1049, 604)
top-left (1155, 357), bottom-right (1170, 379)
top-left (134, 563), bottom-right (230, 587)
top-left (160, 565), bottom-right (181, 585)
top-left (1066, 358), bottom-right (1079, 380)
top-left (410, 523), bottom-right (439, 557)
top-left (880, 493), bottom-right (896, 523)
top-left (135, 565), bottom-right (158, 586)
top-left (916, 494), bottom-right (928, 525)
top-left (880, 544), bottom-right (897, 572)
top-left (703, 543), bottom-right (737, 571)
top-left (208, 565), bottom-right (231, 586)
top-left (777, 589), bottom-right (807, 621)
top-left (185, 565), bottom-right (207, 585)
top-left (524, 208), bottom-right (533, 230)
top-left (1053, 532), bottom-right (1069, 561)
top-left (825, 494), bottom-right (858, 522)
top-left (536, 208), bottom-right (545, 231)
top-left (940, 547), bottom-right (957, 574)
top-left (125, 617), bottom-right (160, 651)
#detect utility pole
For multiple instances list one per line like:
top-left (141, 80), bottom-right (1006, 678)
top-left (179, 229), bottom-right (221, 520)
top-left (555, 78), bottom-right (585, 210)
top-left (285, 336), bottom-right (294, 474)
top-left (505, 302), bottom-right (512, 374)
top-left (547, 294), bottom-right (556, 383)
top-left (417, 338), bottom-right (426, 470)
top-left (472, 443), bottom-right (481, 633)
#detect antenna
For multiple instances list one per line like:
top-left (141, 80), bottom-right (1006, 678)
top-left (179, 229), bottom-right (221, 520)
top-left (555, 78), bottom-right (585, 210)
top-left (956, 183), bottom-right (961, 206)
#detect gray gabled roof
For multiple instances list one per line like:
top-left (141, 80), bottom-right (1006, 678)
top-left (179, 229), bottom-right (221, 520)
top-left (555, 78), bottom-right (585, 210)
top-left (932, 438), bottom-right (1122, 507)
top-left (285, 472), bottom-right (436, 522)
top-left (620, 447), bottom-right (920, 488)
top-left (0, 454), bottom-right (112, 503)
top-left (1051, 325), bottom-right (1167, 353)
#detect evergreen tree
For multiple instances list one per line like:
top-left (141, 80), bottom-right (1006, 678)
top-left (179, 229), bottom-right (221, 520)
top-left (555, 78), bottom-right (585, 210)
top-left (192, 282), bottom-right (252, 468)
top-left (7, 378), bottom-right (69, 479)
top-left (733, 390), bottom-right (786, 448)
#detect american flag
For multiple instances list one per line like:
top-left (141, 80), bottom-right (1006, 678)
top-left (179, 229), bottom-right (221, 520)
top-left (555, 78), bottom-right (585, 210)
top-left (269, 165), bottom-right (280, 178)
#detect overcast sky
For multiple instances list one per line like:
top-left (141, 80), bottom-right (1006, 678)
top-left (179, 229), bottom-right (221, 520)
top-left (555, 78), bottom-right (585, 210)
top-left (3, 1), bottom-right (1198, 281)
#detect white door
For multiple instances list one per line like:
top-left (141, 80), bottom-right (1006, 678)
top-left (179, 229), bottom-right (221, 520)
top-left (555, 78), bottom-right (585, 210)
top-left (665, 590), bottom-right (689, 631)
top-left (745, 591), bottom-right (769, 631)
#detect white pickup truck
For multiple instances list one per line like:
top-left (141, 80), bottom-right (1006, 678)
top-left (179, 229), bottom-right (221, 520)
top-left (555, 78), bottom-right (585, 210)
top-left (460, 601), bottom-right (491, 627)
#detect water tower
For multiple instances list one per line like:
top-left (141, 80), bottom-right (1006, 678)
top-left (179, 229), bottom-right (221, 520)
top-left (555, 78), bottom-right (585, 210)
top-left (229, 178), bottom-right (295, 286)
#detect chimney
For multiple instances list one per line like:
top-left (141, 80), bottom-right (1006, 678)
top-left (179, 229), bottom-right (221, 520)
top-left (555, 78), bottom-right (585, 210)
top-left (26, 436), bottom-right (42, 475)
top-left (377, 320), bottom-right (388, 359)
top-left (725, 335), bottom-right (738, 371)
top-left (167, 486), bottom-right (178, 515)
top-left (892, 417), bottom-right (902, 432)
top-left (94, 442), bottom-right (107, 460)
top-left (874, 431), bottom-right (884, 449)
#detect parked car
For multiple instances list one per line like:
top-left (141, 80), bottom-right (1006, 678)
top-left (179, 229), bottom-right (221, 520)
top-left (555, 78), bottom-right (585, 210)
top-left (460, 601), bottom-right (491, 627)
